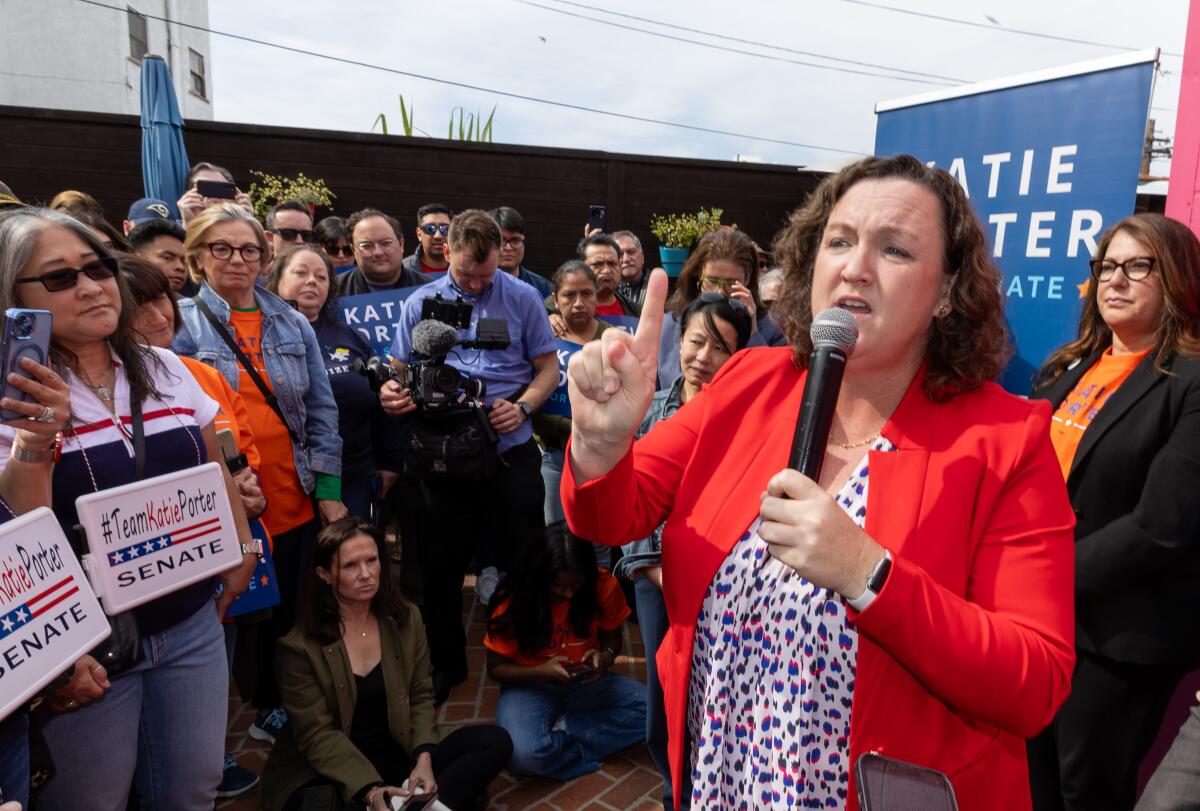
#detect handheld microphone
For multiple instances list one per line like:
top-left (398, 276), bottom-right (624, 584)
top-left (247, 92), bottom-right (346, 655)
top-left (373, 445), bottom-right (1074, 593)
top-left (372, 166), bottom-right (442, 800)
top-left (411, 319), bottom-right (460, 358)
top-left (787, 308), bottom-right (859, 481)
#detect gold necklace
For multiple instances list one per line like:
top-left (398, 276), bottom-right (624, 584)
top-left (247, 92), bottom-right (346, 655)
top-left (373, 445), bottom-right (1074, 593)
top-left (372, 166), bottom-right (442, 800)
top-left (831, 432), bottom-right (880, 449)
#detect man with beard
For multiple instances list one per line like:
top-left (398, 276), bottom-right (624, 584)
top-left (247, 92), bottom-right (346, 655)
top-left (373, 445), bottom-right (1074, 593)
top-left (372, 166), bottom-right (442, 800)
top-left (489, 206), bottom-right (552, 298)
top-left (402, 203), bottom-right (452, 277)
top-left (336, 208), bottom-right (432, 296)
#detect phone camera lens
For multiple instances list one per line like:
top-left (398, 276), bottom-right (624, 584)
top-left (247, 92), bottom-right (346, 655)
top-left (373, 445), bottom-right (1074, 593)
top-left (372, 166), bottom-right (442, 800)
top-left (15, 315), bottom-right (33, 338)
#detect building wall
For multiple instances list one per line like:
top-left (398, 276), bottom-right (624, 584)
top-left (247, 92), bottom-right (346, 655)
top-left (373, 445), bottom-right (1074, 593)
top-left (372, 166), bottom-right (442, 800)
top-left (0, 0), bottom-right (212, 120)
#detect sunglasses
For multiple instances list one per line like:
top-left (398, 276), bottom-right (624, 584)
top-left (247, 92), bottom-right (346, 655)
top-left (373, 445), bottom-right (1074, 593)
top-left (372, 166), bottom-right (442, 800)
top-left (700, 276), bottom-right (740, 292)
top-left (272, 227), bottom-right (314, 242)
top-left (323, 244), bottom-right (355, 258)
top-left (419, 223), bottom-right (450, 237)
top-left (17, 255), bottom-right (118, 292)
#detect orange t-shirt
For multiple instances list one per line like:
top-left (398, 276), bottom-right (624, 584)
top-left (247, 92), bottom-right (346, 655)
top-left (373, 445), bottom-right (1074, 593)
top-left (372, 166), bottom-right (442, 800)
top-left (179, 355), bottom-right (261, 471)
top-left (1049, 348), bottom-right (1150, 478)
top-left (483, 571), bottom-right (631, 666)
top-left (228, 308), bottom-right (314, 535)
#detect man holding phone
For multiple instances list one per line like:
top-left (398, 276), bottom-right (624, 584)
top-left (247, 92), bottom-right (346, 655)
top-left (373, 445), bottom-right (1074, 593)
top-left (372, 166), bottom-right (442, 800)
top-left (177, 162), bottom-right (254, 225)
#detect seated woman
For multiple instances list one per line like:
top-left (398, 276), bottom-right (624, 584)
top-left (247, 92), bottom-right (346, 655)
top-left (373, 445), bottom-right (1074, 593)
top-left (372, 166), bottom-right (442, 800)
top-left (485, 521), bottom-right (646, 780)
top-left (619, 291), bottom-right (752, 809)
top-left (263, 517), bottom-right (511, 811)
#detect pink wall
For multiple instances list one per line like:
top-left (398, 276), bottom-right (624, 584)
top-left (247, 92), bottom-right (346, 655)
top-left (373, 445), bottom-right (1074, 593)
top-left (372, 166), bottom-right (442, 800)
top-left (1166, 0), bottom-right (1200, 228)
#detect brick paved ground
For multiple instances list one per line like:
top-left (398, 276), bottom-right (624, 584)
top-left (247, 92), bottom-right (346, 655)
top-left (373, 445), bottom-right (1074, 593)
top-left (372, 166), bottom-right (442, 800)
top-left (219, 577), bottom-right (665, 811)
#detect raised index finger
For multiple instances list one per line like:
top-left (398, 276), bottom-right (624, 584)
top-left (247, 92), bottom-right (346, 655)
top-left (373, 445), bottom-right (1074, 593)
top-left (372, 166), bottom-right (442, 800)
top-left (631, 269), bottom-right (668, 362)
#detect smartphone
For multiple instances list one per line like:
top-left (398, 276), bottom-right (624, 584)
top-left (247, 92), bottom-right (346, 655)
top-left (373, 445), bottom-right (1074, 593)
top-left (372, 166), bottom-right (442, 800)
top-left (195, 179), bottom-right (238, 200)
top-left (0, 308), bottom-right (52, 421)
top-left (386, 792), bottom-right (439, 811)
top-left (856, 752), bottom-right (958, 811)
top-left (564, 661), bottom-right (599, 682)
top-left (215, 427), bottom-right (248, 474)
top-left (587, 204), bottom-right (607, 233)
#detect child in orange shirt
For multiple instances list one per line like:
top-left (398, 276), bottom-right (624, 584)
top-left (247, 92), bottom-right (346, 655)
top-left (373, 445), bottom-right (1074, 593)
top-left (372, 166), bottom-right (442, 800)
top-left (484, 523), bottom-right (646, 780)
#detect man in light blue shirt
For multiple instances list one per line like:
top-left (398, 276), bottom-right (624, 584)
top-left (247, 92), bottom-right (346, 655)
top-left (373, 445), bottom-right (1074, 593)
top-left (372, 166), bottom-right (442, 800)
top-left (381, 209), bottom-right (558, 702)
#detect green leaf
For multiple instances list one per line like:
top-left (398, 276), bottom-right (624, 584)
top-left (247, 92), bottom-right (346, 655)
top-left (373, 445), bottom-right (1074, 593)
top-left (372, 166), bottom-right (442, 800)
top-left (399, 94), bottom-right (414, 137)
top-left (372, 113), bottom-right (388, 135)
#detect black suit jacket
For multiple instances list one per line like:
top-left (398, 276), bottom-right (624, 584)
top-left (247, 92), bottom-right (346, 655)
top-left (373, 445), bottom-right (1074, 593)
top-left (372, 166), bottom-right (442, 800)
top-left (1032, 350), bottom-right (1200, 666)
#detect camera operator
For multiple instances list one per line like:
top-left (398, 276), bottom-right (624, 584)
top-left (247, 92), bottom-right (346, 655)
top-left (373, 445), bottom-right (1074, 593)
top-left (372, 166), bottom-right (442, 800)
top-left (380, 209), bottom-right (558, 704)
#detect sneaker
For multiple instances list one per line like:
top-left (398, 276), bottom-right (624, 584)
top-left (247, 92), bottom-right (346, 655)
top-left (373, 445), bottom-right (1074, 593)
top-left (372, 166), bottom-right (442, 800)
top-left (216, 753), bottom-right (260, 798)
top-left (249, 707), bottom-right (287, 744)
top-left (475, 566), bottom-right (501, 605)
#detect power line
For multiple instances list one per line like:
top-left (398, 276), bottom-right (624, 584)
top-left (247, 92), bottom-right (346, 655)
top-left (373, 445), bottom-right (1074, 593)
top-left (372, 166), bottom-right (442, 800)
top-left (842, 0), bottom-right (1184, 57)
top-left (520, 0), bottom-right (967, 84)
top-left (73, 0), bottom-right (868, 156)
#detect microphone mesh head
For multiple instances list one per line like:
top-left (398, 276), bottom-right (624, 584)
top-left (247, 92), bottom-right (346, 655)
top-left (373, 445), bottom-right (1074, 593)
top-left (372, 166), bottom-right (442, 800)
top-left (810, 307), bottom-right (859, 352)
top-left (412, 319), bottom-right (460, 357)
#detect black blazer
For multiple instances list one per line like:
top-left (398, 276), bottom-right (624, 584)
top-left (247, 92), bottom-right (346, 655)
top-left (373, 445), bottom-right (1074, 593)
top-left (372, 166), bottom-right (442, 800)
top-left (1033, 350), bottom-right (1200, 666)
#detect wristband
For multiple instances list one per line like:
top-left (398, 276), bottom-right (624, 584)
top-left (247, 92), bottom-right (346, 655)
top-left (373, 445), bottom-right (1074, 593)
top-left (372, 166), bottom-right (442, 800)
top-left (12, 434), bottom-right (59, 463)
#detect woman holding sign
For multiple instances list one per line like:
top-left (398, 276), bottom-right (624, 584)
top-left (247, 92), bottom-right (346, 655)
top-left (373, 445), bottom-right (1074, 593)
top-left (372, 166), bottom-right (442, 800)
top-left (561, 155), bottom-right (1076, 810)
top-left (0, 207), bottom-right (256, 810)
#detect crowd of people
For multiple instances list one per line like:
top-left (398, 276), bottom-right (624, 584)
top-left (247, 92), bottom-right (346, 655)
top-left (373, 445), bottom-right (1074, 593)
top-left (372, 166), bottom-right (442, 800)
top-left (0, 149), bottom-right (1197, 811)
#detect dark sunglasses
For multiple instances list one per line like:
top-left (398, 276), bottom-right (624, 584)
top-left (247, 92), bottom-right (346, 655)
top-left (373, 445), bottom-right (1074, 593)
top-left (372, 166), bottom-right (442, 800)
top-left (419, 223), bottom-right (450, 237)
top-left (272, 227), bottom-right (314, 242)
top-left (323, 243), bottom-right (355, 258)
top-left (17, 255), bottom-right (118, 292)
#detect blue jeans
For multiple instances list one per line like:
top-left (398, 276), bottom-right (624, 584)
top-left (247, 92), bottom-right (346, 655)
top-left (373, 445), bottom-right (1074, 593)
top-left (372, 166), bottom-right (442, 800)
top-left (542, 448), bottom-right (611, 569)
top-left (0, 709), bottom-right (29, 808)
top-left (496, 671), bottom-right (647, 781)
top-left (36, 600), bottom-right (228, 810)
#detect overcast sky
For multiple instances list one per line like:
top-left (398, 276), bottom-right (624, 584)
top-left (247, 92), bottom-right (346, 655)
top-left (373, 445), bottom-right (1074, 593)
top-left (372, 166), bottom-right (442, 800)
top-left (208, 0), bottom-right (1187, 175)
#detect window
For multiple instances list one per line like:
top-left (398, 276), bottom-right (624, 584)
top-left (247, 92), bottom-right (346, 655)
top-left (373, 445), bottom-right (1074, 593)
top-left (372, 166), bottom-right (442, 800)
top-left (189, 49), bottom-right (206, 99)
top-left (127, 7), bottom-right (148, 61)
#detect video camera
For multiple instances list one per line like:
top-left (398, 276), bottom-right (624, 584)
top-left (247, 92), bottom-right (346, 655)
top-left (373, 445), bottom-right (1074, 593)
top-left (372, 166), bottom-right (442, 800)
top-left (405, 293), bottom-right (510, 414)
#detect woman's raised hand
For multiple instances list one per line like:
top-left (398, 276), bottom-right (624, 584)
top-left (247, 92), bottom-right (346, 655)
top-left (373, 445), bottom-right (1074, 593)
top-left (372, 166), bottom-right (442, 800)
top-left (567, 270), bottom-right (667, 479)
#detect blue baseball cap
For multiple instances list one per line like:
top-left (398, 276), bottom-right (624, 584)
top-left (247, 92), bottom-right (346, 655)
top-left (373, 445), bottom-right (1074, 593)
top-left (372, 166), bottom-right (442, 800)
top-left (126, 197), bottom-right (174, 224)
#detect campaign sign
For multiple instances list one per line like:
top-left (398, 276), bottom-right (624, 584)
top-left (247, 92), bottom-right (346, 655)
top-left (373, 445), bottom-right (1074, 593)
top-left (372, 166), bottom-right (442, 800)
top-left (543, 338), bottom-right (584, 418)
top-left (0, 507), bottom-right (110, 721)
top-left (599, 314), bottom-right (639, 335)
top-left (76, 462), bottom-right (241, 614)
top-left (338, 286), bottom-right (424, 358)
top-left (875, 51), bottom-right (1156, 391)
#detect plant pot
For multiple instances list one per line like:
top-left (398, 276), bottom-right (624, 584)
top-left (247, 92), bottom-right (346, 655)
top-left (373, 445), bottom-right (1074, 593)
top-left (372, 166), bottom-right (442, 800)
top-left (659, 246), bottom-right (690, 278)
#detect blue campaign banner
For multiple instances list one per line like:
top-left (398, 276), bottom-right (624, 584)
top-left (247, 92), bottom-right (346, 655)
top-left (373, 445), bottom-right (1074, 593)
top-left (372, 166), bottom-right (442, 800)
top-left (599, 314), bottom-right (639, 335)
top-left (543, 338), bottom-right (583, 418)
top-left (874, 52), bottom-right (1155, 391)
top-left (337, 286), bottom-right (424, 358)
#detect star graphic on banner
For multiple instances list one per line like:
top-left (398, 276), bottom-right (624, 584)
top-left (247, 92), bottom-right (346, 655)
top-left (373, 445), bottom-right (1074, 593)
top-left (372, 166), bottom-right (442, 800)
top-left (15, 607), bottom-right (29, 623)
top-left (157, 536), bottom-right (171, 549)
top-left (1077, 280), bottom-right (1090, 299)
top-left (142, 542), bottom-right (154, 555)
top-left (1, 615), bottom-right (13, 632)
top-left (115, 549), bottom-right (126, 562)
top-left (127, 546), bottom-right (140, 559)
top-left (260, 574), bottom-right (269, 586)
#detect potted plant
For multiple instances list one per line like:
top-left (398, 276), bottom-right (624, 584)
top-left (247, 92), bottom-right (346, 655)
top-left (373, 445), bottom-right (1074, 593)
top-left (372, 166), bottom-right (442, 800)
top-left (246, 171), bottom-right (337, 222)
top-left (649, 207), bottom-right (729, 277)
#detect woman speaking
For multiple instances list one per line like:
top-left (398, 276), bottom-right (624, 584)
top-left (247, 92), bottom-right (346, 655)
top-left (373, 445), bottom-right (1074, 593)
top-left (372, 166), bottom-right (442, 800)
top-left (561, 155), bottom-right (1076, 810)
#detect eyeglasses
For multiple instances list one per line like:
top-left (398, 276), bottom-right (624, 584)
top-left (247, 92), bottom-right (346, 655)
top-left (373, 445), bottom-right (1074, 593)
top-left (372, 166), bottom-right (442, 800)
top-left (1089, 256), bottom-right (1156, 282)
top-left (17, 255), bottom-right (118, 292)
top-left (205, 242), bottom-right (263, 263)
top-left (502, 236), bottom-right (526, 248)
top-left (271, 227), bottom-right (313, 243)
top-left (356, 239), bottom-right (397, 254)
top-left (419, 223), bottom-right (450, 237)
top-left (700, 276), bottom-right (739, 292)
top-left (323, 243), bottom-right (355, 258)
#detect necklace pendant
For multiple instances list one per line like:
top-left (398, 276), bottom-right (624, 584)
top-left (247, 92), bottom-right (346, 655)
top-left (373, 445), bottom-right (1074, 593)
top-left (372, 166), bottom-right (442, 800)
top-left (95, 385), bottom-right (113, 401)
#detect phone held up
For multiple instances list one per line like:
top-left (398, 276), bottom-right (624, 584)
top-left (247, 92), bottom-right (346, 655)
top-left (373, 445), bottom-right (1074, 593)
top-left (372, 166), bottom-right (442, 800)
top-left (194, 179), bottom-right (238, 200)
top-left (0, 308), bottom-right (52, 421)
top-left (587, 204), bottom-right (607, 233)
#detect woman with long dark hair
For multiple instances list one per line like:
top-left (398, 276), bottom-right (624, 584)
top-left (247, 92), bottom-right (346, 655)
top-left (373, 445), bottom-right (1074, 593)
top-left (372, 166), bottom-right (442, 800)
top-left (485, 521), bottom-right (645, 780)
top-left (263, 517), bottom-right (511, 811)
top-left (1028, 213), bottom-right (1200, 811)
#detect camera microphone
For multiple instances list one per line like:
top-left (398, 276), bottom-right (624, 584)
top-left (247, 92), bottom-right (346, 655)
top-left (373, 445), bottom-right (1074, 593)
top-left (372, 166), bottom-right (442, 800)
top-left (412, 319), bottom-right (459, 358)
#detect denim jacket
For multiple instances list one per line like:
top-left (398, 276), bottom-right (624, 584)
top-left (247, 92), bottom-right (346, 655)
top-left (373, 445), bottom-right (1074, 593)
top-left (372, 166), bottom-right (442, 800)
top-left (619, 377), bottom-right (686, 573)
top-left (172, 283), bottom-right (343, 491)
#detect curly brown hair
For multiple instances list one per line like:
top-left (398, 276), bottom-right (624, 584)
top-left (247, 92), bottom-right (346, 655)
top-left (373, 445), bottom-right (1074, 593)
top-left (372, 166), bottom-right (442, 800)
top-left (666, 229), bottom-right (762, 318)
top-left (1037, 213), bottom-right (1200, 385)
top-left (771, 154), bottom-right (1009, 401)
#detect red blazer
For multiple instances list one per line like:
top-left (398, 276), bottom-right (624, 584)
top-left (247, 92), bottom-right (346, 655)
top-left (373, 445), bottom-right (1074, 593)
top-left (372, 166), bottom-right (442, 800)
top-left (563, 348), bottom-right (1076, 811)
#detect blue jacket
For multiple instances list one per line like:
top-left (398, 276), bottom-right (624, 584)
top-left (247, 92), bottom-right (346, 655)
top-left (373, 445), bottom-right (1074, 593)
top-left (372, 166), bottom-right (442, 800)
top-left (172, 282), bottom-right (343, 491)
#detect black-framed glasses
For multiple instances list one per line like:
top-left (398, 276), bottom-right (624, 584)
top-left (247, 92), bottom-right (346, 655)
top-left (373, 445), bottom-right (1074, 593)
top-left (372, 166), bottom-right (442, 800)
top-left (502, 236), bottom-right (526, 248)
top-left (323, 243), bottom-right (355, 258)
top-left (419, 223), bottom-right (450, 237)
top-left (271, 227), bottom-right (314, 243)
top-left (205, 242), bottom-right (263, 263)
top-left (1089, 256), bottom-right (1156, 282)
top-left (17, 255), bottom-right (118, 292)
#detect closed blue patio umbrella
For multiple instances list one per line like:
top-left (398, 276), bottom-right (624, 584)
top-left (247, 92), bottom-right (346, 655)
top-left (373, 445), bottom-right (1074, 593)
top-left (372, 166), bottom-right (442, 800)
top-left (139, 54), bottom-right (190, 219)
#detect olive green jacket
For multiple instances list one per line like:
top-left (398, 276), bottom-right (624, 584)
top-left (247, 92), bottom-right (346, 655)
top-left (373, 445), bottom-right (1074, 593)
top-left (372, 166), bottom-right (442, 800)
top-left (262, 603), bottom-right (439, 810)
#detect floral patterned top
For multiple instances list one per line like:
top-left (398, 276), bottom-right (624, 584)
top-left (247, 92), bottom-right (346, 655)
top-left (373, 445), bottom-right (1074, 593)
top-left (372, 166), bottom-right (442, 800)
top-left (686, 437), bottom-right (895, 809)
